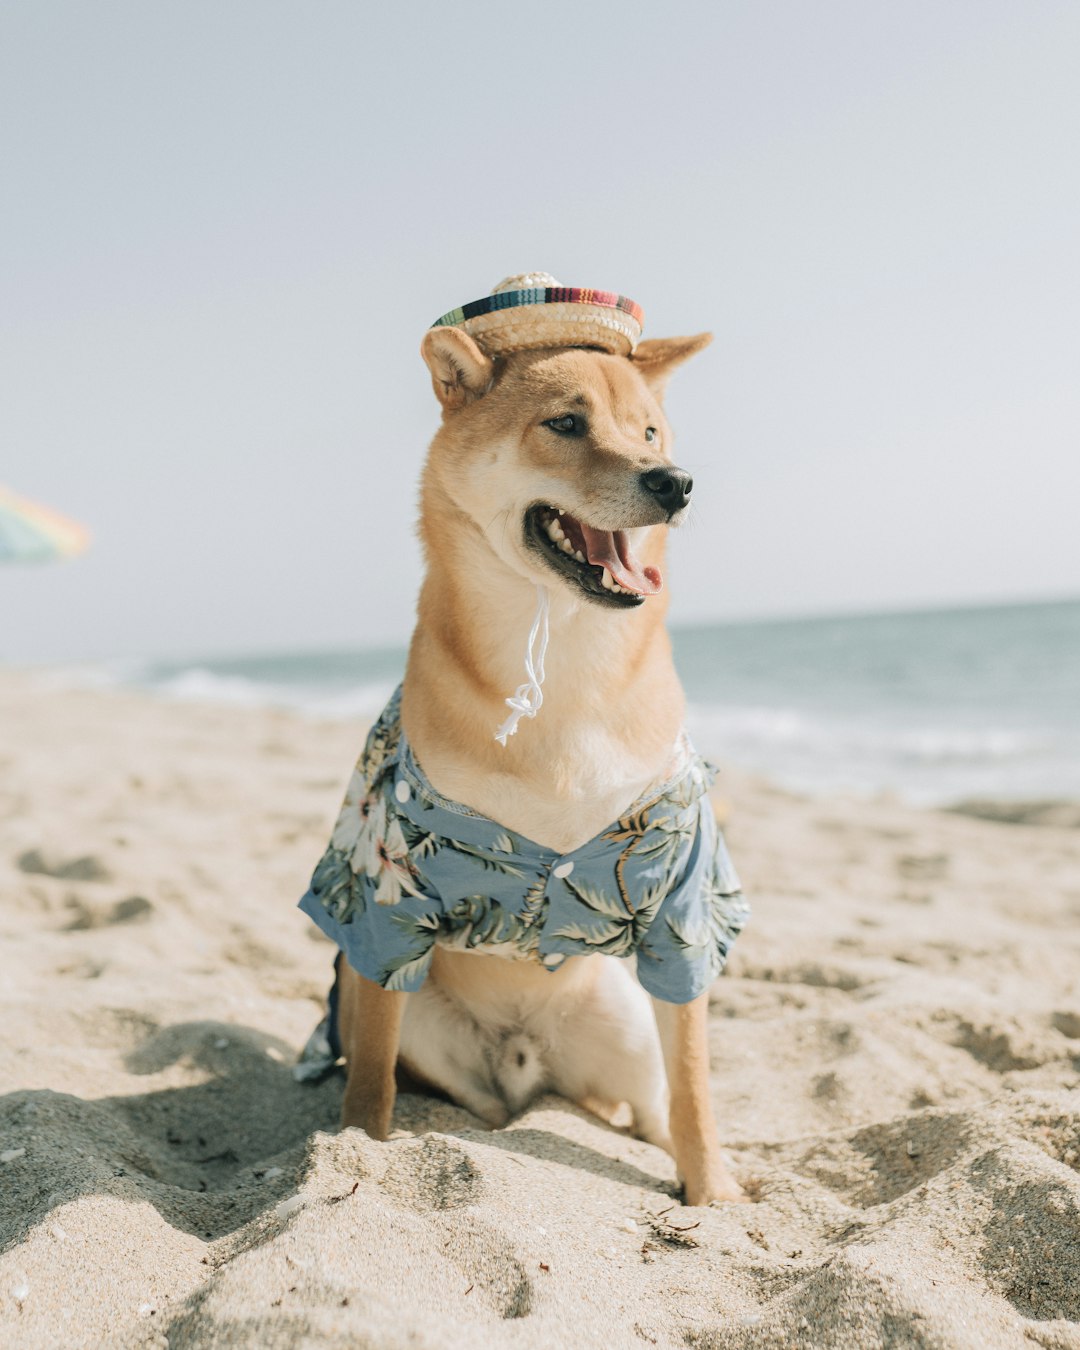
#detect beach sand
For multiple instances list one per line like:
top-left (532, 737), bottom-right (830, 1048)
top-left (1, 670), bottom-right (1079, 1349)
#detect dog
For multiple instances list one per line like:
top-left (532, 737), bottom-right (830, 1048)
top-left (298, 310), bottom-right (748, 1206)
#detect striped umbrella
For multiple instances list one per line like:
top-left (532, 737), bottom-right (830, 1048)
top-left (0, 484), bottom-right (90, 563)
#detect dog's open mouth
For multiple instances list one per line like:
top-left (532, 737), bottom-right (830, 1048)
top-left (524, 504), bottom-right (663, 607)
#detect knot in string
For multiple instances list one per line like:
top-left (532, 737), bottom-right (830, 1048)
top-left (494, 585), bottom-right (550, 746)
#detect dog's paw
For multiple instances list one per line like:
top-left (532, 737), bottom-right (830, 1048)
top-left (682, 1169), bottom-right (749, 1207)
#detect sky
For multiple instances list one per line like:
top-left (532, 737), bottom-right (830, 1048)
top-left (2, 0), bottom-right (1078, 664)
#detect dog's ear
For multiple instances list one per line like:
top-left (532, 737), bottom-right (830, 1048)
top-left (420, 328), bottom-right (494, 411)
top-left (630, 333), bottom-right (713, 398)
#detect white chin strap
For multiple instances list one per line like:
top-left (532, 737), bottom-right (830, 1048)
top-left (494, 584), bottom-right (551, 746)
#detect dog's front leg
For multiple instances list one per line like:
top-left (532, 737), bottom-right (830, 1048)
top-left (651, 993), bottom-right (745, 1205)
top-left (337, 960), bottom-right (407, 1140)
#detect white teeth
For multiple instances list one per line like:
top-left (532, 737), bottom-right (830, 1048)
top-left (543, 509), bottom-right (627, 583)
top-left (600, 569), bottom-right (632, 595)
top-left (543, 512), bottom-right (589, 566)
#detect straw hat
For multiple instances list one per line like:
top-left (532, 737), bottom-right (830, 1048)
top-left (430, 272), bottom-right (644, 356)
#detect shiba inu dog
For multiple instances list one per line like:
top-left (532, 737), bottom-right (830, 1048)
top-left (299, 286), bottom-right (747, 1206)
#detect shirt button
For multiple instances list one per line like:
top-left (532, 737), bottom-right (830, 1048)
top-left (553, 860), bottom-right (574, 879)
top-left (394, 780), bottom-right (410, 804)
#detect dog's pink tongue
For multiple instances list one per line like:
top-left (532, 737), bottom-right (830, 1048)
top-left (579, 524), bottom-right (663, 595)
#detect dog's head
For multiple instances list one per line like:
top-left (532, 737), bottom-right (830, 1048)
top-left (419, 329), bottom-right (711, 609)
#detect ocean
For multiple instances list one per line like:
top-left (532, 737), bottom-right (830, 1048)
top-left (75, 597), bottom-right (1080, 807)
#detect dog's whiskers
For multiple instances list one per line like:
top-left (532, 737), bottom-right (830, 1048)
top-left (483, 506), bottom-right (513, 539)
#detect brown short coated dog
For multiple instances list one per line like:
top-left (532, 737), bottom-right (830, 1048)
top-left (335, 322), bottom-right (745, 1207)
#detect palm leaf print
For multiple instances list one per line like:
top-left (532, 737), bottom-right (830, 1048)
top-left (664, 911), bottom-right (717, 964)
top-left (604, 805), bottom-right (691, 915)
top-left (547, 920), bottom-right (635, 957)
top-left (665, 876), bottom-right (749, 970)
top-left (359, 707), bottom-right (401, 783)
top-left (563, 877), bottom-right (633, 920)
top-left (397, 815), bottom-right (440, 859)
top-left (444, 839), bottom-right (527, 879)
top-left (519, 875), bottom-right (548, 929)
top-left (380, 948), bottom-right (435, 992)
top-left (390, 910), bottom-right (440, 943)
top-left (602, 807), bottom-right (652, 846)
top-left (311, 848), bottom-right (365, 924)
top-left (613, 835), bottom-right (643, 916)
top-left (552, 879), bottom-right (669, 957)
top-left (492, 831), bottom-right (527, 855)
top-left (434, 895), bottom-right (540, 953)
top-left (630, 881), bottom-right (669, 935)
top-left (379, 910), bottom-right (439, 989)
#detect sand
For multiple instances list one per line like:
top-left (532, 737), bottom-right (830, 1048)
top-left (1, 669), bottom-right (1079, 1349)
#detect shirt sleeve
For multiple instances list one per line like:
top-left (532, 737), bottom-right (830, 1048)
top-left (299, 873), bottom-right (441, 993)
top-left (634, 801), bottom-right (749, 1004)
top-left (297, 762), bottom-right (443, 993)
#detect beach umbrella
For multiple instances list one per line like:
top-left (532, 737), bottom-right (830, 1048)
top-left (0, 484), bottom-right (90, 564)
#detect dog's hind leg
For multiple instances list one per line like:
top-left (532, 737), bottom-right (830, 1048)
top-left (337, 959), bottom-right (408, 1140)
top-left (546, 958), bottom-right (672, 1153)
top-left (398, 982), bottom-right (511, 1127)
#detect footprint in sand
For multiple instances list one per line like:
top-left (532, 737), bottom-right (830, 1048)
top-left (63, 895), bottom-right (154, 931)
top-left (377, 1139), bottom-right (533, 1319)
top-left (17, 848), bottom-right (111, 882)
top-left (941, 1014), bottom-right (1062, 1074)
top-left (896, 852), bottom-right (949, 881)
top-left (436, 1215), bottom-right (534, 1320)
top-left (380, 1136), bottom-right (486, 1212)
top-left (54, 957), bottom-right (109, 979)
top-left (1051, 1011), bottom-right (1080, 1040)
top-left (974, 1158), bottom-right (1080, 1322)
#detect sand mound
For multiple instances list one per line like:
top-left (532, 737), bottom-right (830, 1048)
top-left (1, 673), bottom-right (1079, 1347)
top-left (947, 800), bottom-right (1080, 829)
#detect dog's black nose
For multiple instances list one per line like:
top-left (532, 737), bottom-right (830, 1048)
top-left (640, 465), bottom-right (693, 514)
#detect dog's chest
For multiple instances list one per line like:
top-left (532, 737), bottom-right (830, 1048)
top-left (420, 728), bottom-right (676, 855)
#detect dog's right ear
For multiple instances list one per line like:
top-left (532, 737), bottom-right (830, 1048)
top-left (629, 333), bottom-right (713, 399)
top-left (420, 328), bottom-right (494, 411)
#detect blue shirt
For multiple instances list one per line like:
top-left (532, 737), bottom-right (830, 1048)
top-left (297, 687), bottom-right (747, 1050)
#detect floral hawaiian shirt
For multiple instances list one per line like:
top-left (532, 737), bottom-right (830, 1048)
top-left (294, 687), bottom-right (748, 1080)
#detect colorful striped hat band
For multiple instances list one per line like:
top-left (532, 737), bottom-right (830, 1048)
top-left (430, 272), bottom-right (645, 356)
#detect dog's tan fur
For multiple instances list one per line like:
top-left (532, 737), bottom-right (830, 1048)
top-left (336, 324), bottom-right (744, 1205)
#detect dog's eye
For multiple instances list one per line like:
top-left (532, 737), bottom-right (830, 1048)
top-left (544, 414), bottom-right (585, 436)
top-left (645, 426), bottom-right (657, 443)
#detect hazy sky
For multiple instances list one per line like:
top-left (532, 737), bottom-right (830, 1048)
top-left (2, 1), bottom-right (1078, 664)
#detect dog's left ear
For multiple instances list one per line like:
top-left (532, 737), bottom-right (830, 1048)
top-left (630, 333), bottom-right (713, 398)
top-left (421, 327), bottom-right (495, 411)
